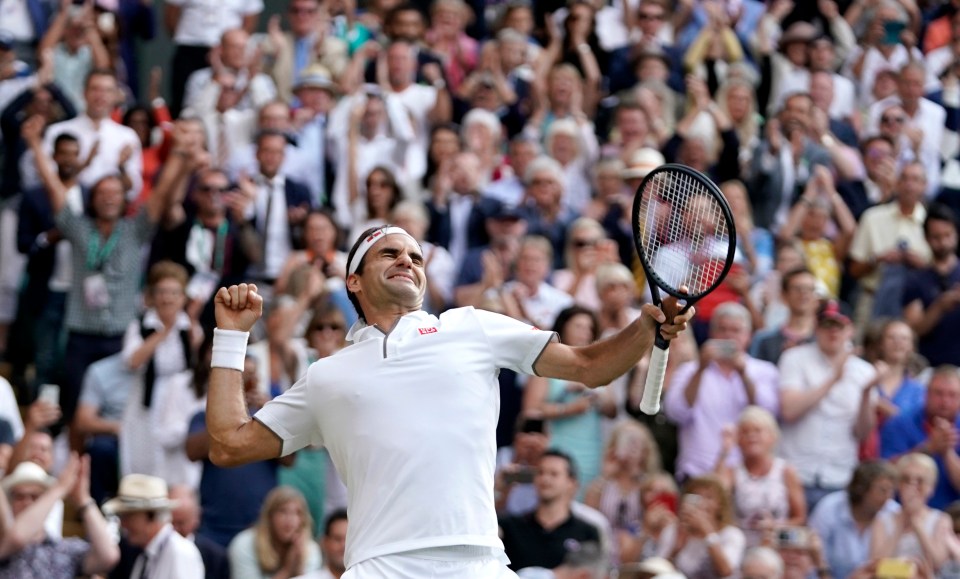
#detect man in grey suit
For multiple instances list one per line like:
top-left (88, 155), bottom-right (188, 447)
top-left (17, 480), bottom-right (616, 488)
top-left (749, 93), bottom-right (833, 232)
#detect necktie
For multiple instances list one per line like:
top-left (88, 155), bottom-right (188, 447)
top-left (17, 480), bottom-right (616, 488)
top-left (138, 552), bottom-right (150, 579)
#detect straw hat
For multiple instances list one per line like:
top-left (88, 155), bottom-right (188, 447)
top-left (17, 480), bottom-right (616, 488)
top-left (1, 462), bottom-right (55, 493)
top-left (622, 147), bottom-right (665, 179)
top-left (102, 474), bottom-right (178, 515)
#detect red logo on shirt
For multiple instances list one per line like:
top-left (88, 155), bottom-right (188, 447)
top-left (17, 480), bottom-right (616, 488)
top-left (418, 327), bottom-right (438, 335)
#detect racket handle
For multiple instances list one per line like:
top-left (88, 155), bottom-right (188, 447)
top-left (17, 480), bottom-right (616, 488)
top-left (640, 345), bottom-right (670, 415)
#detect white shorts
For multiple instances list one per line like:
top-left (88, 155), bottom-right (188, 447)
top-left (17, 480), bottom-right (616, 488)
top-left (344, 551), bottom-right (519, 579)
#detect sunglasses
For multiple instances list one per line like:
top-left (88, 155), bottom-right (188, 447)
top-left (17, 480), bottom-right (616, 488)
top-left (197, 185), bottom-right (230, 194)
top-left (572, 239), bottom-right (601, 249)
top-left (637, 12), bottom-right (663, 20)
top-left (311, 323), bottom-right (344, 332)
top-left (881, 115), bottom-right (905, 124)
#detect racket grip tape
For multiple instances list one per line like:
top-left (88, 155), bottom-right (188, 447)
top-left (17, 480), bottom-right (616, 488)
top-left (640, 345), bottom-right (670, 415)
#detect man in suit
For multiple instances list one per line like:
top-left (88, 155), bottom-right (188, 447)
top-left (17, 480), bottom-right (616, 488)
top-left (15, 131), bottom-right (87, 389)
top-left (243, 129), bottom-right (313, 293)
top-left (749, 93), bottom-right (833, 232)
top-left (169, 485), bottom-right (230, 579)
top-left (263, 0), bottom-right (349, 102)
top-left (426, 151), bottom-right (497, 266)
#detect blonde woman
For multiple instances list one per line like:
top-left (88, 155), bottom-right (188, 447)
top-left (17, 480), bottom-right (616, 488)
top-left (716, 78), bottom-right (759, 176)
top-left (552, 218), bottom-right (618, 311)
top-left (716, 406), bottom-right (806, 547)
top-left (869, 453), bottom-right (955, 572)
top-left (228, 486), bottom-right (321, 579)
top-left (584, 420), bottom-right (662, 535)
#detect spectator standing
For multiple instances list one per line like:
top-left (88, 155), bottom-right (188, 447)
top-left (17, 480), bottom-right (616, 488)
top-left (38, 0), bottom-right (111, 113)
top-left (902, 203), bottom-right (960, 367)
top-left (664, 302), bottom-right (780, 481)
top-left (778, 301), bottom-right (878, 509)
top-left (749, 267), bottom-right (818, 365)
top-left (164, 0), bottom-right (262, 116)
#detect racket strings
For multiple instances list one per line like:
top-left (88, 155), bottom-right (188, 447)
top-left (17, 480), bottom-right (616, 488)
top-left (636, 171), bottom-right (731, 296)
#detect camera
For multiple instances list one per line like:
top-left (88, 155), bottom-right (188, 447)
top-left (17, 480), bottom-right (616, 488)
top-left (775, 527), bottom-right (808, 549)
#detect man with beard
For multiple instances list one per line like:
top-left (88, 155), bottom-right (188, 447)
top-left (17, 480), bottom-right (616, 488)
top-left (902, 203), bottom-right (960, 366)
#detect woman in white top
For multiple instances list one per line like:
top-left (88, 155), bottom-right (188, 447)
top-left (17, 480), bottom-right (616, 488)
top-left (119, 261), bottom-right (204, 486)
top-left (667, 475), bottom-right (746, 579)
top-left (870, 453), bottom-right (955, 572)
top-left (228, 486), bottom-right (321, 579)
top-left (716, 406), bottom-right (806, 547)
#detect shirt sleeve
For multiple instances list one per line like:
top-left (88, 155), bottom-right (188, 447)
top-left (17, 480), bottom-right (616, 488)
top-left (663, 361), bottom-right (699, 425)
top-left (777, 347), bottom-right (805, 391)
top-left (750, 360), bottom-right (781, 416)
top-left (253, 374), bottom-right (321, 456)
top-left (54, 207), bottom-right (86, 244)
top-left (848, 212), bottom-right (874, 263)
top-left (471, 308), bottom-right (558, 375)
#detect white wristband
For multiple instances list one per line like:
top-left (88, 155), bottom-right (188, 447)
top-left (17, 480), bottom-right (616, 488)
top-left (211, 328), bottom-right (249, 371)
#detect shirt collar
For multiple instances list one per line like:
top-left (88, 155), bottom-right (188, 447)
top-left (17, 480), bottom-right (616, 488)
top-left (144, 523), bottom-right (174, 558)
top-left (345, 310), bottom-right (434, 343)
top-left (143, 309), bottom-right (192, 331)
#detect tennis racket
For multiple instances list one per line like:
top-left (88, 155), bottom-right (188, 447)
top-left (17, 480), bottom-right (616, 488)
top-left (632, 164), bottom-right (737, 415)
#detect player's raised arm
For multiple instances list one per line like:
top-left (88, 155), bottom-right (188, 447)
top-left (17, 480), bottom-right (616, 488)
top-left (206, 283), bottom-right (283, 466)
top-left (533, 295), bottom-right (693, 388)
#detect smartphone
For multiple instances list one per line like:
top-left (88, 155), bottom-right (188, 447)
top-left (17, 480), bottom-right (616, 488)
top-left (681, 493), bottom-right (703, 510)
top-left (646, 492), bottom-right (678, 514)
top-left (709, 339), bottom-right (738, 360)
top-left (519, 418), bottom-right (545, 434)
top-left (876, 558), bottom-right (918, 579)
top-left (38, 384), bottom-right (60, 407)
top-left (775, 527), bottom-right (808, 549)
top-left (503, 466), bottom-right (535, 485)
top-left (882, 20), bottom-right (906, 46)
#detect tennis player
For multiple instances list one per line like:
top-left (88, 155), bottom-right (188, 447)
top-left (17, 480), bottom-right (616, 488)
top-left (206, 225), bottom-right (694, 578)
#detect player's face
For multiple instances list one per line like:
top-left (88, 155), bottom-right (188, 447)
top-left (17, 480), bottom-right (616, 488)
top-left (352, 234), bottom-right (426, 310)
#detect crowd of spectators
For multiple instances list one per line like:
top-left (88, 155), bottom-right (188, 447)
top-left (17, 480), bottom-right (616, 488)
top-left (4, 0), bottom-right (960, 576)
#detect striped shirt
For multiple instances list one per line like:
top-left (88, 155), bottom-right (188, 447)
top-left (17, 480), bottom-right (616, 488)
top-left (55, 208), bottom-right (156, 336)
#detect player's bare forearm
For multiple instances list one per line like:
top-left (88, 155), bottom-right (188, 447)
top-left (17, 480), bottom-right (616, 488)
top-left (536, 303), bottom-right (693, 388)
top-left (206, 368), bottom-right (282, 466)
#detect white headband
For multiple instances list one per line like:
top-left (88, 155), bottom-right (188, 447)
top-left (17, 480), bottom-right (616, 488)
top-left (347, 227), bottom-right (419, 275)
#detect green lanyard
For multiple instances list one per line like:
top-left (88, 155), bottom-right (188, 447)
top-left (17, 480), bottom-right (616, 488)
top-left (86, 228), bottom-right (120, 271)
top-left (193, 220), bottom-right (229, 272)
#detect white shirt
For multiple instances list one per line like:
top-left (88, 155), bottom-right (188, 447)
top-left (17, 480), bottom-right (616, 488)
top-left (254, 307), bottom-right (557, 568)
top-left (924, 45), bottom-right (954, 94)
top-left (777, 343), bottom-right (877, 488)
top-left (0, 0), bottom-right (33, 41)
top-left (844, 45), bottom-right (923, 109)
top-left (0, 376), bottom-right (24, 442)
top-left (183, 68), bottom-right (277, 116)
top-left (48, 184), bottom-right (84, 292)
top-left (167, 0), bottom-right (263, 46)
top-left (502, 281), bottom-right (574, 330)
top-left (131, 523), bottom-right (205, 579)
top-left (43, 115), bottom-right (143, 200)
top-left (867, 96), bottom-right (946, 165)
top-left (246, 174), bottom-right (292, 280)
top-left (848, 202), bottom-right (931, 291)
top-left (227, 144), bottom-right (316, 206)
top-left (391, 84), bottom-right (437, 183)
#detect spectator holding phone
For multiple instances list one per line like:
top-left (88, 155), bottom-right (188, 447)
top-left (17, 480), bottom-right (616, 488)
top-left (870, 453), bottom-right (954, 572)
top-left (715, 406), bottom-right (806, 547)
top-left (619, 472), bottom-right (680, 564)
top-left (495, 414), bottom-right (550, 515)
top-left (664, 302), bottom-right (780, 482)
top-left (666, 475), bottom-right (745, 578)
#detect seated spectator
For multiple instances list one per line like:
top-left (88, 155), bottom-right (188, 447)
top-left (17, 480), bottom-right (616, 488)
top-left (774, 526), bottom-right (831, 579)
top-left (619, 473), bottom-right (680, 564)
top-left (716, 406), bottom-right (806, 547)
top-left (73, 351), bottom-right (133, 504)
top-left (666, 475), bottom-right (745, 578)
top-left (0, 455), bottom-right (119, 578)
top-left (169, 485), bottom-right (230, 579)
top-left (809, 460), bottom-right (900, 579)
top-left (722, 180), bottom-right (773, 283)
top-left (495, 414), bottom-right (550, 516)
top-left (312, 509), bottom-right (347, 579)
top-left (516, 156), bottom-right (579, 269)
top-left (228, 486), bottom-right (321, 579)
top-left (499, 450), bottom-right (602, 571)
top-left (739, 546), bottom-right (784, 579)
top-left (870, 453), bottom-right (954, 572)
top-left (663, 302), bottom-right (780, 481)
top-left (523, 306), bottom-right (616, 489)
top-left (881, 365), bottom-right (960, 509)
top-left (779, 301), bottom-right (878, 509)
top-left (584, 420), bottom-right (662, 537)
top-left (103, 473), bottom-right (204, 578)
top-left (749, 267), bottom-right (819, 365)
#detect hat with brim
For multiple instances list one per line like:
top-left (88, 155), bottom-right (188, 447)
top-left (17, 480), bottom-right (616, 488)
top-left (1, 462), bottom-right (55, 493)
top-left (622, 147), bottom-right (665, 180)
top-left (817, 299), bottom-right (851, 326)
top-left (619, 557), bottom-right (684, 577)
top-left (102, 474), bottom-right (178, 515)
top-left (779, 22), bottom-right (818, 50)
top-left (293, 64), bottom-right (338, 94)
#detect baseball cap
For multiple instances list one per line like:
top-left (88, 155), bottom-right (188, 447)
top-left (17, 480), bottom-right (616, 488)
top-left (817, 300), bottom-right (851, 326)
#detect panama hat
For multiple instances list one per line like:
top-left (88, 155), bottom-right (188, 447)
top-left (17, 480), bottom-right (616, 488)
top-left (1, 462), bottom-right (55, 493)
top-left (102, 474), bottom-right (178, 515)
top-left (622, 147), bottom-right (665, 179)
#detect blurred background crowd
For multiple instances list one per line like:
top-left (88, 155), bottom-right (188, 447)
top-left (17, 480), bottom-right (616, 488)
top-left (3, 0), bottom-right (960, 576)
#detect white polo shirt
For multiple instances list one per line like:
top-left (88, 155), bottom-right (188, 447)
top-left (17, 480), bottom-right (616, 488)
top-left (254, 307), bottom-right (557, 569)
